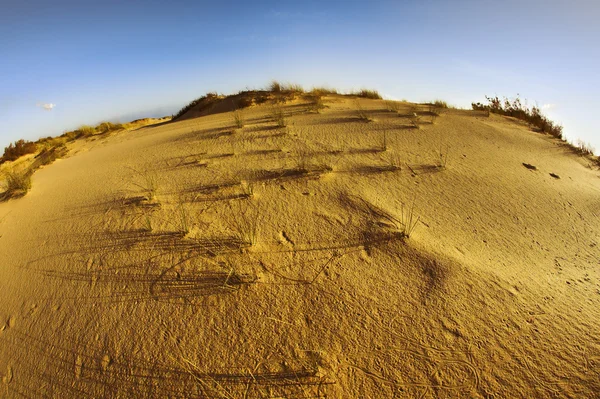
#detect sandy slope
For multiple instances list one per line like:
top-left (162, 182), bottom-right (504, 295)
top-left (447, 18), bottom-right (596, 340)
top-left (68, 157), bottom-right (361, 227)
top-left (0, 96), bottom-right (599, 398)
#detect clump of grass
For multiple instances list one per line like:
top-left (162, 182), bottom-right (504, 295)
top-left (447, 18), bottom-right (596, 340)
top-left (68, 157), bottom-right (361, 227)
top-left (433, 100), bottom-right (448, 109)
top-left (240, 180), bottom-right (254, 198)
top-left (436, 143), bottom-right (450, 169)
top-left (309, 87), bottom-right (338, 97)
top-left (2, 170), bottom-right (32, 200)
top-left (385, 100), bottom-right (401, 113)
top-left (76, 125), bottom-right (96, 137)
top-left (270, 105), bottom-right (287, 127)
top-left (352, 89), bottom-right (382, 99)
top-left (380, 130), bottom-right (388, 152)
top-left (305, 93), bottom-right (325, 113)
top-left (95, 122), bottom-right (124, 134)
top-left (575, 140), bottom-right (595, 156)
top-left (228, 201), bottom-right (260, 248)
top-left (131, 169), bottom-right (159, 201)
top-left (408, 107), bottom-right (421, 128)
top-left (1, 139), bottom-right (37, 163)
top-left (354, 99), bottom-right (373, 122)
top-left (232, 109), bottom-right (245, 128)
top-left (400, 199), bottom-right (420, 238)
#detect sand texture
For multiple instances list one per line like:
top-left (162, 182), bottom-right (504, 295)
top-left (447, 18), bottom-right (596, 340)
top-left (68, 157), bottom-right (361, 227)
top-left (0, 96), bottom-right (599, 398)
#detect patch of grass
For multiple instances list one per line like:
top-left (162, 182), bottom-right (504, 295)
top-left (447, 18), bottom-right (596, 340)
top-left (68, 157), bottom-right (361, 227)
top-left (354, 99), bottom-right (373, 122)
top-left (232, 109), bottom-right (245, 128)
top-left (309, 87), bottom-right (339, 97)
top-left (400, 199), bottom-right (421, 238)
top-left (1, 170), bottom-right (32, 200)
top-left (575, 140), bottom-right (595, 156)
top-left (1, 139), bottom-right (37, 163)
top-left (76, 125), bottom-right (96, 137)
top-left (95, 122), bottom-right (124, 134)
top-left (131, 169), bottom-right (159, 201)
top-left (240, 180), bottom-right (254, 198)
top-left (433, 100), bottom-right (448, 109)
top-left (270, 105), bottom-right (287, 127)
top-left (351, 89), bottom-right (382, 99)
top-left (228, 201), bottom-right (260, 248)
top-left (305, 93), bottom-right (325, 113)
top-left (436, 143), bottom-right (450, 169)
top-left (408, 107), bottom-right (421, 128)
top-left (385, 100), bottom-right (401, 113)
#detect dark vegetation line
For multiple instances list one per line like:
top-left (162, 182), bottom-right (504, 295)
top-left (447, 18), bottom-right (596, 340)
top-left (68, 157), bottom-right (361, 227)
top-left (473, 95), bottom-right (597, 160)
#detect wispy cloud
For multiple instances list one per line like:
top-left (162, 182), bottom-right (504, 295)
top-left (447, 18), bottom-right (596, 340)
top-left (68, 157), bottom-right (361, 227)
top-left (37, 102), bottom-right (56, 111)
top-left (542, 103), bottom-right (556, 110)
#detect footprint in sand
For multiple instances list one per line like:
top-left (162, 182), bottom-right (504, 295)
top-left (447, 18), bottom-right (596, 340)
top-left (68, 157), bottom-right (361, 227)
top-left (6, 316), bottom-right (15, 329)
top-left (74, 356), bottom-right (83, 379)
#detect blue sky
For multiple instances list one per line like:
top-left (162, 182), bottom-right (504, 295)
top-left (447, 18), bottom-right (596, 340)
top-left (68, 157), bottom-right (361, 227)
top-left (1, 0), bottom-right (598, 153)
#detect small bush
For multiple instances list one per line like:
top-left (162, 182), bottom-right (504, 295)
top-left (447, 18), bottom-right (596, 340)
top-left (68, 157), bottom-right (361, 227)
top-left (433, 100), bottom-right (448, 109)
top-left (1, 140), bottom-right (37, 163)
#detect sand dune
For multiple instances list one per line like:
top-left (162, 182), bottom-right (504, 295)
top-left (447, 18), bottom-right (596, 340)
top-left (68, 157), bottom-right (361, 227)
top-left (0, 94), bottom-right (599, 398)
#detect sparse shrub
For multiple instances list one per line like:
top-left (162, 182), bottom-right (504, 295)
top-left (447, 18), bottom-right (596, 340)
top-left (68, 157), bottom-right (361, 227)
top-left (76, 125), bottom-right (96, 137)
top-left (309, 87), bottom-right (338, 97)
top-left (228, 201), bottom-right (259, 248)
top-left (352, 89), bottom-right (382, 99)
top-left (575, 140), bottom-right (595, 156)
top-left (354, 99), bottom-right (372, 122)
top-left (270, 105), bottom-right (287, 127)
top-left (385, 100), bottom-right (401, 113)
top-left (233, 109), bottom-right (245, 128)
top-left (433, 100), bottom-right (448, 109)
top-left (436, 143), bottom-right (450, 169)
top-left (305, 93), bottom-right (325, 113)
top-left (408, 107), bottom-right (421, 128)
top-left (1, 139), bottom-right (37, 163)
top-left (401, 200), bottom-right (420, 238)
top-left (2, 170), bottom-right (32, 199)
top-left (269, 80), bottom-right (282, 93)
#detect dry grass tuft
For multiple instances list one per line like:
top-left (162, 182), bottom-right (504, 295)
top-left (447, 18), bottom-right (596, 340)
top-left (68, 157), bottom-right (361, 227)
top-left (1, 170), bottom-right (32, 200)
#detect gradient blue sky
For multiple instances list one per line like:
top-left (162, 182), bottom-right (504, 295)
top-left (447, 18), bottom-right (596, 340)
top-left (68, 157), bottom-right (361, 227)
top-left (1, 0), bottom-right (599, 153)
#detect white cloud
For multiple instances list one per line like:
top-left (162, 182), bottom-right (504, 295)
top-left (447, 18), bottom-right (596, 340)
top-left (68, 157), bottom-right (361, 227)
top-left (37, 102), bottom-right (56, 111)
top-left (542, 103), bottom-right (556, 110)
